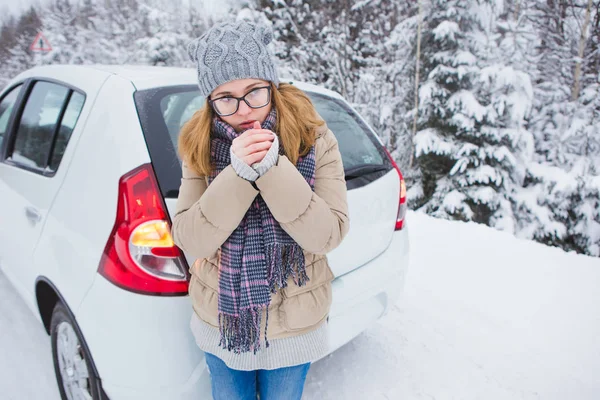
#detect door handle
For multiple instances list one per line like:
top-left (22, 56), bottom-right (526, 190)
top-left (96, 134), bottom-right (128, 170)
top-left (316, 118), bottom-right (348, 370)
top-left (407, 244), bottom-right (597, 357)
top-left (25, 206), bottom-right (42, 225)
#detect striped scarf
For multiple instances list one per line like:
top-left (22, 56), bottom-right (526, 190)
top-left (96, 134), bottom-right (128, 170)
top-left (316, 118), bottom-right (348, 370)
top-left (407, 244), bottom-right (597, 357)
top-left (209, 109), bottom-right (316, 354)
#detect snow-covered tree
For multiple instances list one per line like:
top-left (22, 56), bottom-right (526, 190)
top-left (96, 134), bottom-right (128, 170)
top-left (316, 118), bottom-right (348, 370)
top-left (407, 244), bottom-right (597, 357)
top-left (0, 16), bottom-right (18, 65)
top-left (521, 0), bottom-right (600, 255)
top-left (133, 1), bottom-right (195, 66)
top-left (410, 0), bottom-right (535, 234)
top-left (1, 7), bottom-right (42, 85)
top-left (257, 0), bottom-right (415, 168)
top-left (40, 0), bottom-right (82, 64)
top-left (0, 0), bottom-right (597, 256)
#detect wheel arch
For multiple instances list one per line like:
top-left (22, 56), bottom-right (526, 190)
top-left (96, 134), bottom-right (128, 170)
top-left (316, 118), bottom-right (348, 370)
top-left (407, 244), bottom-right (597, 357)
top-left (35, 276), bottom-right (109, 399)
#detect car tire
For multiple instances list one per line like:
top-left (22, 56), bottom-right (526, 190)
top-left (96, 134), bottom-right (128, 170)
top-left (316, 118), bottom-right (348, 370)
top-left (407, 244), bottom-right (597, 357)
top-left (50, 301), bottom-right (101, 400)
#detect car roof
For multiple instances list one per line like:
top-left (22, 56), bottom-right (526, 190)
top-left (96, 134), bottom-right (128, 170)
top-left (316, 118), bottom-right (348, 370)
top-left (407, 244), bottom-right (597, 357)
top-left (10, 64), bottom-right (344, 100)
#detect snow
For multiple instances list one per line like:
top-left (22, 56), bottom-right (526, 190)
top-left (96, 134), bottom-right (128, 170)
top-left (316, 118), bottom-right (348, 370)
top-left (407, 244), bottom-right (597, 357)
top-left (2, 211), bottom-right (599, 399)
top-left (448, 90), bottom-right (487, 122)
top-left (0, 270), bottom-right (60, 400)
top-left (306, 211), bottom-right (600, 399)
top-left (10, 152), bottom-right (39, 168)
top-left (527, 162), bottom-right (577, 193)
top-left (350, 0), bottom-right (375, 11)
top-left (479, 65), bottom-right (534, 124)
top-left (464, 164), bottom-right (502, 186)
top-left (414, 128), bottom-right (456, 157)
top-left (454, 50), bottom-right (477, 66)
top-left (433, 21), bottom-right (460, 42)
top-left (466, 185), bottom-right (498, 205)
top-left (441, 190), bottom-right (471, 216)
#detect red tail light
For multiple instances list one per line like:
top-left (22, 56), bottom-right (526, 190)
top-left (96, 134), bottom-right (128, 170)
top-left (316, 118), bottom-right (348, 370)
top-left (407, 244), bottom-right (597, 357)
top-left (98, 164), bottom-right (189, 296)
top-left (384, 148), bottom-right (407, 231)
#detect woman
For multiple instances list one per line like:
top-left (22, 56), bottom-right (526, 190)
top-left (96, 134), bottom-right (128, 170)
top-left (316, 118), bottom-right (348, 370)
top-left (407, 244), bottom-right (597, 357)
top-left (172, 19), bottom-right (349, 400)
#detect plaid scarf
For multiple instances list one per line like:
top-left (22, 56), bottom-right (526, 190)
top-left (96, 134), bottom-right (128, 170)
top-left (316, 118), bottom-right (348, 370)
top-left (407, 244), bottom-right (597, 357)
top-left (208, 109), bottom-right (316, 354)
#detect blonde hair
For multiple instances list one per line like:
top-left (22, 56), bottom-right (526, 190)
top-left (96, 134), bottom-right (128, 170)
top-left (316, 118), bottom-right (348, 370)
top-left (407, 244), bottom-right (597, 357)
top-left (178, 82), bottom-right (324, 177)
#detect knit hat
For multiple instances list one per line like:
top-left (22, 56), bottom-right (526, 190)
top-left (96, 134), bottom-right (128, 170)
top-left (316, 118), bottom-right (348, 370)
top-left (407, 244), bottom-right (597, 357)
top-left (187, 20), bottom-right (280, 98)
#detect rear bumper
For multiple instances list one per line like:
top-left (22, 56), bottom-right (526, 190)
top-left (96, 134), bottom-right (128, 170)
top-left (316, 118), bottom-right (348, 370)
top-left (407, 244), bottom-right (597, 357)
top-left (326, 227), bottom-right (409, 355)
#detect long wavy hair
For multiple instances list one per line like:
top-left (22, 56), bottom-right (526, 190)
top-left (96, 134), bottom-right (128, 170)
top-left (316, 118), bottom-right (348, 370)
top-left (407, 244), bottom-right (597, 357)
top-left (178, 82), bottom-right (324, 177)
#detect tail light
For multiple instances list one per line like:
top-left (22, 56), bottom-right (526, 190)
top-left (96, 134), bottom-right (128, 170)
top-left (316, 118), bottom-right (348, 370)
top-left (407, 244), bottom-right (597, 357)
top-left (98, 164), bottom-right (189, 296)
top-left (384, 148), bottom-right (407, 230)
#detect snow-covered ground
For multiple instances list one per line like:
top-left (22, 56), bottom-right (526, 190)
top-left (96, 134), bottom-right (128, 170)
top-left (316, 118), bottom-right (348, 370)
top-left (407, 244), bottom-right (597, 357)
top-left (2, 210), bottom-right (599, 399)
top-left (0, 264), bottom-right (60, 399)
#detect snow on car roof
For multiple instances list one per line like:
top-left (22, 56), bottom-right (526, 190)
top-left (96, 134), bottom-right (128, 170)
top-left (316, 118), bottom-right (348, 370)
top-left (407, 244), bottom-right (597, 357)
top-left (11, 64), bottom-right (343, 100)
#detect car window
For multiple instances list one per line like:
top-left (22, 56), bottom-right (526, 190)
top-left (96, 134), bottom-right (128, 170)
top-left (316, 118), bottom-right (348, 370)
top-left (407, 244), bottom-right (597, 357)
top-left (160, 91), bottom-right (205, 148)
top-left (307, 93), bottom-right (385, 169)
top-left (49, 91), bottom-right (85, 172)
top-left (0, 84), bottom-right (22, 150)
top-left (10, 81), bottom-right (70, 170)
top-left (179, 96), bottom-right (205, 127)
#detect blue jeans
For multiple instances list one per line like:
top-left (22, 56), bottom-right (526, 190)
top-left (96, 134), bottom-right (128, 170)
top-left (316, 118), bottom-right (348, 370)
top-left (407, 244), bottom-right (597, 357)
top-left (204, 352), bottom-right (311, 400)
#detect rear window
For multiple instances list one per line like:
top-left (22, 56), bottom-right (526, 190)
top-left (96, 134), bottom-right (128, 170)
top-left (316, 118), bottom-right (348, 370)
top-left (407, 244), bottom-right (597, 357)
top-left (135, 85), bottom-right (391, 198)
top-left (308, 93), bottom-right (384, 168)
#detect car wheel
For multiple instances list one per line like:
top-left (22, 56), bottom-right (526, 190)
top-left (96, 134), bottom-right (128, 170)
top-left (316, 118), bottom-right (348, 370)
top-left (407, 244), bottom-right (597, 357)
top-left (50, 302), bottom-right (100, 400)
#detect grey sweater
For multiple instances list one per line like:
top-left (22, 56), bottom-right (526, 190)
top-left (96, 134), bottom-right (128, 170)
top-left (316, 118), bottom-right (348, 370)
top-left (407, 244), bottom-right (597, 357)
top-left (190, 313), bottom-right (329, 371)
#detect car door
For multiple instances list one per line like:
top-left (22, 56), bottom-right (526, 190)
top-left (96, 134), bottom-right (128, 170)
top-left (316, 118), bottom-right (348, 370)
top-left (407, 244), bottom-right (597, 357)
top-left (0, 83), bottom-right (25, 279)
top-left (0, 79), bottom-right (85, 294)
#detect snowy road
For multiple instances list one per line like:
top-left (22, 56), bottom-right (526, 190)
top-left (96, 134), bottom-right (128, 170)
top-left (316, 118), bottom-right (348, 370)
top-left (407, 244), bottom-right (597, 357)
top-left (2, 211), bottom-right (600, 399)
top-left (0, 267), bottom-right (60, 400)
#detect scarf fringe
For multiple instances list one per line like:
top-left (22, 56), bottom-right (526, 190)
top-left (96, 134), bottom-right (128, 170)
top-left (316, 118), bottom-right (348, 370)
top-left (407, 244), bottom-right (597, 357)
top-left (217, 244), bottom-right (309, 355)
top-left (219, 306), bottom-right (268, 354)
top-left (265, 243), bottom-right (309, 293)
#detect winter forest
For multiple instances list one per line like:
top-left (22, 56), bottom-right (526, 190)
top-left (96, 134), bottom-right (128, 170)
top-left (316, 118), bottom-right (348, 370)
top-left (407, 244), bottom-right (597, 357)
top-left (1, 0), bottom-right (599, 257)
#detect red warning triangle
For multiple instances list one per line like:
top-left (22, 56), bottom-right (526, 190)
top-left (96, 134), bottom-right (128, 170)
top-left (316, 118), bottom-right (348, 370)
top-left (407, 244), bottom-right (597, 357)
top-left (30, 32), bottom-right (52, 52)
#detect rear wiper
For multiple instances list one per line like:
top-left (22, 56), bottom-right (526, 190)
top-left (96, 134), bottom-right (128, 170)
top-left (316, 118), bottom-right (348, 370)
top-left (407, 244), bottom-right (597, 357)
top-left (344, 164), bottom-right (389, 180)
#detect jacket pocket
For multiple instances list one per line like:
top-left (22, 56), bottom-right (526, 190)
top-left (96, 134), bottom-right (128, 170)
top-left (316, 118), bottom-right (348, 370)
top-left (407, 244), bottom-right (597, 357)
top-left (192, 257), bottom-right (219, 292)
top-left (189, 274), bottom-right (219, 328)
top-left (279, 281), bottom-right (332, 331)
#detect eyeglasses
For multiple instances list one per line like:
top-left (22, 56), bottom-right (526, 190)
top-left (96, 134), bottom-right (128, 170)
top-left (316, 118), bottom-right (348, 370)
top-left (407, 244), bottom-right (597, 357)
top-left (209, 86), bottom-right (272, 117)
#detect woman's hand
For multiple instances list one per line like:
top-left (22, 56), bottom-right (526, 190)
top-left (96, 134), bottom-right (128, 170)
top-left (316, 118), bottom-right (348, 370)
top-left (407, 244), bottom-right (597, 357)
top-left (231, 121), bottom-right (275, 166)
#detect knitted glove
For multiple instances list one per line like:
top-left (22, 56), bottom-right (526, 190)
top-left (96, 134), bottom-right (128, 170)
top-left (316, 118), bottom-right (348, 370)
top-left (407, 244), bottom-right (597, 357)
top-left (229, 133), bottom-right (279, 182)
top-left (230, 148), bottom-right (260, 181)
top-left (252, 133), bottom-right (279, 177)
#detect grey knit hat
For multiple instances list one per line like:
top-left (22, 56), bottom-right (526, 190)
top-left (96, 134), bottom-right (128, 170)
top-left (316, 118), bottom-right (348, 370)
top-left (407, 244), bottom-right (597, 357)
top-left (188, 20), bottom-right (280, 98)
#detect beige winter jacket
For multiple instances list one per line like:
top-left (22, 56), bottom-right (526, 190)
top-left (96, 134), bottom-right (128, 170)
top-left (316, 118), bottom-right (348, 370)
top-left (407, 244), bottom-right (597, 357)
top-left (172, 123), bottom-right (349, 340)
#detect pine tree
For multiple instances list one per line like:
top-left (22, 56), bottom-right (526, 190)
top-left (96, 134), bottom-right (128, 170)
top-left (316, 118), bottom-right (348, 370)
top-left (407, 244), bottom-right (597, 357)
top-left (1, 7), bottom-right (42, 86)
top-left (411, 0), bottom-right (534, 233)
top-left (77, 0), bottom-right (97, 30)
top-left (523, 0), bottom-right (600, 254)
top-left (257, 0), bottom-right (414, 168)
top-left (355, 1), bottom-right (418, 170)
top-left (41, 0), bottom-right (80, 64)
top-left (0, 16), bottom-right (18, 66)
top-left (584, 1), bottom-right (600, 82)
top-left (133, 0), bottom-right (194, 66)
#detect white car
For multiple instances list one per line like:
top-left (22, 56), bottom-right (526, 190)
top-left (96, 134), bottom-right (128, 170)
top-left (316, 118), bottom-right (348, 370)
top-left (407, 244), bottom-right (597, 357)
top-left (0, 65), bottom-right (409, 400)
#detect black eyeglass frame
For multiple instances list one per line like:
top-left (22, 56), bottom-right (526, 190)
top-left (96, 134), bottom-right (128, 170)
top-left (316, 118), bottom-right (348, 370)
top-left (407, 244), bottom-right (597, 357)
top-left (208, 86), bottom-right (272, 117)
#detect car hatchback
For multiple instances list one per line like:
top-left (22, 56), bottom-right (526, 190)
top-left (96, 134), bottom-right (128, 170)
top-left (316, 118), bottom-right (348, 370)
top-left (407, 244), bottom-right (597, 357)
top-left (0, 64), bottom-right (409, 400)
